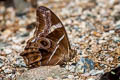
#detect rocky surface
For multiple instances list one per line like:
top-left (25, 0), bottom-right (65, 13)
top-left (16, 66), bottom-right (71, 80)
top-left (0, 0), bottom-right (120, 80)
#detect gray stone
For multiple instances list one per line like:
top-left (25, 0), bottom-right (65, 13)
top-left (87, 78), bottom-right (95, 80)
top-left (89, 70), bottom-right (104, 76)
top-left (68, 75), bottom-right (74, 79)
top-left (14, 57), bottom-right (26, 67)
top-left (4, 48), bottom-right (12, 54)
top-left (0, 58), bottom-right (4, 67)
top-left (113, 36), bottom-right (120, 42)
top-left (75, 58), bottom-right (94, 73)
top-left (4, 68), bottom-right (12, 74)
top-left (16, 66), bottom-right (70, 80)
top-left (65, 65), bottom-right (76, 72)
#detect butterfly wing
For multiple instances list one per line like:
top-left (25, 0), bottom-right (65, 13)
top-left (34, 6), bottom-right (52, 37)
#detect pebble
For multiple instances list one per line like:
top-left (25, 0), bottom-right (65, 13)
top-left (113, 36), bottom-right (120, 42)
top-left (118, 56), bottom-right (120, 61)
top-left (0, 58), bottom-right (4, 67)
top-left (46, 77), bottom-right (55, 80)
top-left (20, 32), bottom-right (29, 37)
top-left (0, 42), bottom-right (10, 48)
top-left (87, 78), bottom-right (95, 80)
top-left (4, 68), bottom-right (12, 74)
top-left (89, 70), bottom-right (104, 76)
top-left (4, 48), bottom-right (12, 54)
top-left (11, 45), bottom-right (22, 51)
top-left (115, 24), bottom-right (120, 33)
top-left (106, 57), bottom-right (113, 62)
top-left (73, 25), bottom-right (80, 31)
top-left (6, 74), bottom-right (13, 78)
top-left (11, 37), bottom-right (24, 43)
top-left (14, 57), bottom-right (26, 67)
top-left (109, 30), bottom-right (115, 34)
top-left (91, 31), bottom-right (101, 37)
top-left (68, 75), bottom-right (74, 79)
top-left (75, 58), bottom-right (94, 73)
top-left (0, 6), bottom-right (5, 13)
top-left (115, 24), bottom-right (120, 29)
top-left (99, 40), bottom-right (106, 44)
top-left (65, 65), bottom-right (76, 72)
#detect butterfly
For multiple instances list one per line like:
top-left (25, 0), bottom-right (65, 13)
top-left (20, 6), bottom-right (75, 68)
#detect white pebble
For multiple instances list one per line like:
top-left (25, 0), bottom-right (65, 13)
top-left (4, 48), bottom-right (12, 54)
top-left (4, 68), bottom-right (12, 73)
top-left (87, 78), bottom-right (95, 80)
top-left (68, 75), bottom-right (74, 79)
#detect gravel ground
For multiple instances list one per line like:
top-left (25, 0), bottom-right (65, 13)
top-left (0, 0), bottom-right (120, 80)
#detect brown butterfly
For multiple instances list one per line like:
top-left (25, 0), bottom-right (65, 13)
top-left (20, 6), bottom-right (75, 68)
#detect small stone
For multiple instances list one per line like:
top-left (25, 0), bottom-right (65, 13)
top-left (65, 65), bottom-right (76, 72)
top-left (118, 56), bottom-right (120, 61)
top-left (0, 41), bottom-right (10, 48)
top-left (99, 40), bottom-right (106, 44)
top-left (115, 48), bottom-right (120, 55)
top-left (2, 29), bottom-right (12, 38)
top-left (75, 58), bottom-right (94, 73)
top-left (11, 45), bottom-right (22, 51)
top-left (4, 48), bottom-right (12, 54)
top-left (4, 68), bottom-right (12, 74)
top-left (91, 43), bottom-right (101, 53)
top-left (81, 72), bottom-right (90, 77)
top-left (20, 32), bottom-right (29, 37)
top-left (6, 74), bottom-right (13, 78)
top-left (113, 36), bottom-right (120, 42)
top-left (109, 30), bottom-right (115, 34)
top-left (14, 57), bottom-right (26, 67)
top-left (91, 31), bottom-right (101, 37)
top-left (115, 24), bottom-right (120, 33)
top-left (73, 25), bottom-right (80, 31)
top-left (68, 75), bottom-right (74, 79)
top-left (106, 57), bottom-right (114, 62)
top-left (89, 70), bottom-right (104, 76)
top-left (11, 37), bottom-right (24, 43)
top-left (46, 77), bottom-right (54, 80)
top-left (74, 76), bottom-right (79, 79)
top-left (63, 79), bottom-right (71, 80)
top-left (75, 64), bottom-right (85, 73)
top-left (87, 78), bottom-right (95, 80)
top-left (0, 58), bottom-right (4, 67)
